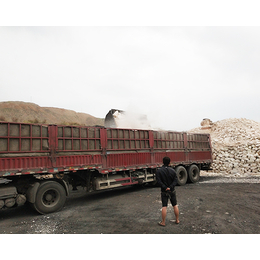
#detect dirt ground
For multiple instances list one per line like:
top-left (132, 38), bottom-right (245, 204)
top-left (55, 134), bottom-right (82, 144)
top-left (0, 174), bottom-right (260, 234)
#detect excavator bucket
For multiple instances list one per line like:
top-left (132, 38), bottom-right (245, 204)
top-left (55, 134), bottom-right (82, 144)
top-left (104, 109), bottom-right (124, 128)
top-left (104, 109), bottom-right (151, 129)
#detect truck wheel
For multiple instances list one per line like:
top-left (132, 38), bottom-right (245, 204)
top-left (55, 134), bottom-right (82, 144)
top-left (187, 164), bottom-right (200, 183)
top-left (175, 166), bottom-right (188, 186)
top-left (33, 181), bottom-right (66, 214)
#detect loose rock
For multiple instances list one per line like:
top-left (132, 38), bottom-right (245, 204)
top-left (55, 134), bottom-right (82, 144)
top-left (189, 118), bottom-right (260, 176)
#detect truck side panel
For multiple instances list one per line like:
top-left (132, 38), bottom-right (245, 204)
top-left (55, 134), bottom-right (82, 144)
top-left (0, 122), bottom-right (212, 177)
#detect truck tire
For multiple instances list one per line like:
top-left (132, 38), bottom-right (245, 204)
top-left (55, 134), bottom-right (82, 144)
top-left (187, 164), bottom-right (200, 183)
top-left (33, 181), bottom-right (66, 214)
top-left (175, 166), bottom-right (188, 186)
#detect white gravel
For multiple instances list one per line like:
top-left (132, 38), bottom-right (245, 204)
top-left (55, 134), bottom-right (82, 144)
top-left (200, 170), bottom-right (260, 183)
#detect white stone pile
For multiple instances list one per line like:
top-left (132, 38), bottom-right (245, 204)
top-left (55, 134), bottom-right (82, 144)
top-left (189, 118), bottom-right (260, 176)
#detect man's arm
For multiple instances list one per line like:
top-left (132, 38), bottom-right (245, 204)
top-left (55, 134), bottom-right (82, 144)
top-left (169, 170), bottom-right (178, 190)
top-left (156, 170), bottom-right (168, 191)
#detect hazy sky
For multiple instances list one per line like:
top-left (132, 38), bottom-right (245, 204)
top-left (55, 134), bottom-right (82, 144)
top-left (1, 26), bottom-right (260, 131)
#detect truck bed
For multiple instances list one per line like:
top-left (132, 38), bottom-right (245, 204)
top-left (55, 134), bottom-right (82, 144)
top-left (0, 122), bottom-right (212, 177)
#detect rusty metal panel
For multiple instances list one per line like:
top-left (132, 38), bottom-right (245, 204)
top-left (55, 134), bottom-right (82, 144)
top-left (0, 156), bottom-right (52, 172)
top-left (188, 151), bottom-right (212, 161)
top-left (0, 122), bottom-right (49, 153)
top-left (55, 154), bottom-right (102, 168)
top-left (57, 125), bottom-right (101, 151)
top-left (153, 131), bottom-right (185, 150)
top-left (154, 151), bottom-right (186, 165)
top-left (106, 152), bottom-right (151, 168)
top-left (106, 128), bottom-right (150, 151)
top-left (187, 133), bottom-right (211, 150)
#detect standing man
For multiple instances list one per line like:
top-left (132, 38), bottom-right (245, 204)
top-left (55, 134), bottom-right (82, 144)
top-left (156, 156), bottom-right (180, 226)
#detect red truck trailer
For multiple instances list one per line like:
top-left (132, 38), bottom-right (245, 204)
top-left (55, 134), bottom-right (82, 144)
top-left (0, 121), bottom-right (212, 214)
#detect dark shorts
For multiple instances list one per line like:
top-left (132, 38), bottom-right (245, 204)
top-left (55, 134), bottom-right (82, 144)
top-left (161, 191), bottom-right (177, 207)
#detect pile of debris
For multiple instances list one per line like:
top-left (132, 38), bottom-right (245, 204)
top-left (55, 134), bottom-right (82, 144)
top-left (189, 118), bottom-right (260, 176)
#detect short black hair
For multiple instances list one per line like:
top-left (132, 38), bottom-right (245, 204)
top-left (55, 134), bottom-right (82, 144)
top-left (163, 156), bottom-right (170, 166)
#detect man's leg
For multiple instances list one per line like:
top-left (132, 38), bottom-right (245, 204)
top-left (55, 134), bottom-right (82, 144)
top-left (173, 205), bottom-right (180, 223)
top-left (159, 193), bottom-right (168, 226)
top-left (161, 206), bottom-right (167, 225)
top-left (169, 192), bottom-right (180, 224)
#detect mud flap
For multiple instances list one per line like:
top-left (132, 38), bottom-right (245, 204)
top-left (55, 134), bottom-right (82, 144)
top-left (26, 182), bottom-right (40, 203)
